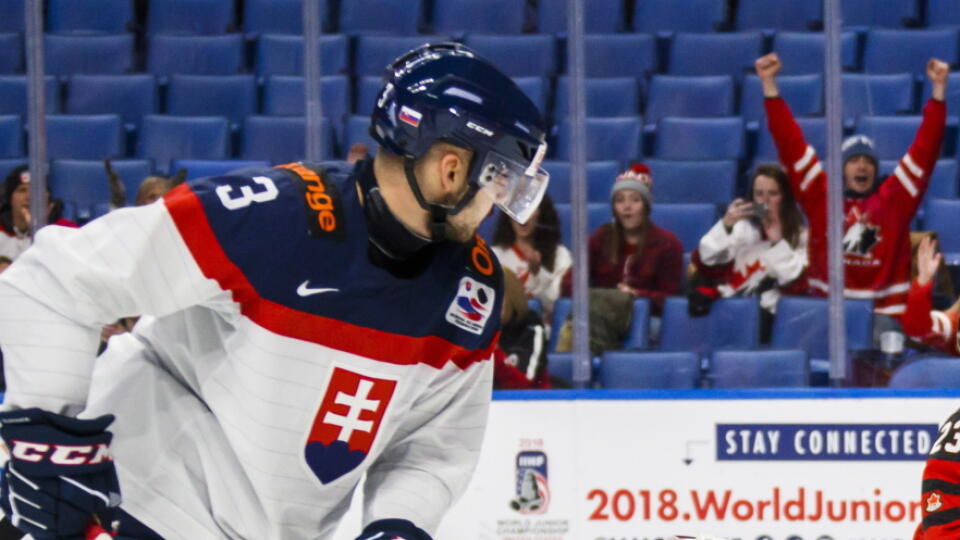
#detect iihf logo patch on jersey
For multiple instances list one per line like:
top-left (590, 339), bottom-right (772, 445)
top-left (445, 277), bottom-right (495, 335)
top-left (304, 367), bottom-right (396, 484)
top-left (510, 451), bottom-right (550, 514)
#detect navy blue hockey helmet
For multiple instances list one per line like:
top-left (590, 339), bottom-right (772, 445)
top-left (370, 42), bottom-right (549, 225)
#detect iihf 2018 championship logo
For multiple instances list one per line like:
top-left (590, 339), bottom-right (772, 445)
top-left (510, 451), bottom-right (550, 514)
top-left (445, 277), bottom-right (495, 335)
top-left (304, 367), bottom-right (396, 484)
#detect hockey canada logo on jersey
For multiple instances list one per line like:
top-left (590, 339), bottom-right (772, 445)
top-left (510, 450), bottom-right (550, 514)
top-left (843, 209), bottom-right (881, 257)
top-left (926, 491), bottom-right (943, 512)
top-left (446, 276), bottom-right (495, 335)
top-left (304, 368), bottom-right (396, 484)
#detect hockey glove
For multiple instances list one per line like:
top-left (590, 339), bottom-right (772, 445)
top-left (0, 408), bottom-right (121, 540)
top-left (355, 519), bottom-right (433, 540)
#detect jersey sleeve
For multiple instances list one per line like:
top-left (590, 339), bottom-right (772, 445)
top-left (361, 355), bottom-right (494, 533)
top-left (878, 98), bottom-right (947, 219)
top-left (902, 277), bottom-right (960, 355)
top-left (917, 407), bottom-right (960, 539)
top-left (764, 97), bottom-right (826, 213)
top-left (0, 177), bottom-right (275, 415)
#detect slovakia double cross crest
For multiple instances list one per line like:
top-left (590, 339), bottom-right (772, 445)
top-left (304, 367), bottom-right (397, 483)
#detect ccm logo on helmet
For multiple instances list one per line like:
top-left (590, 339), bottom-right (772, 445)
top-left (10, 440), bottom-right (112, 465)
top-left (466, 121), bottom-right (494, 137)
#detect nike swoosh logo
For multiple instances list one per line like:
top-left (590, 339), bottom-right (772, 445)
top-left (297, 281), bottom-right (339, 297)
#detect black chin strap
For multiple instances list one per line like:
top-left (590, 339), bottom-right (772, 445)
top-left (403, 158), bottom-right (449, 242)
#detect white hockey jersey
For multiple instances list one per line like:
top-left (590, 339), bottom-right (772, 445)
top-left (0, 161), bottom-right (501, 539)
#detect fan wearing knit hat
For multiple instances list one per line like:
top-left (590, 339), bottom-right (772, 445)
top-left (562, 163), bottom-right (682, 317)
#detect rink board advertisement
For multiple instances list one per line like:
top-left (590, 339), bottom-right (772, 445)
top-left (430, 390), bottom-right (960, 540)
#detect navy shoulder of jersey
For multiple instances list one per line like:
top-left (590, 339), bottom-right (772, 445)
top-left (162, 161), bottom-right (502, 366)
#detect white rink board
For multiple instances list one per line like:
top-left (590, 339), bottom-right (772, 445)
top-left (337, 390), bottom-right (960, 540)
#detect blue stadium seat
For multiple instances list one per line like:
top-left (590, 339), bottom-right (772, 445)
top-left (880, 158), bottom-right (957, 200)
top-left (262, 75), bottom-right (349, 118)
top-left (659, 297), bottom-right (760, 358)
top-left (0, 116), bottom-right (23, 157)
top-left (711, 349), bottom-right (809, 388)
top-left (137, 115), bottom-right (230, 170)
top-left (355, 76), bottom-right (385, 117)
top-left (342, 115), bottom-right (379, 158)
top-left (555, 77), bottom-right (639, 118)
top-left (537, 0), bottom-right (623, 34)
top-left (242, 116), bottom-right (334, 164)
top-left (172, 159), bottom-right (271, 181)
top-left (581, 34), bottom-right (656, 78)
top-left (0, 0), bottom-right (23, 32)
top-left (548, 298), bottom-right (572, 352)
top-left (770, 297), bottom-right (874, 379)
top-left (755, 117), bottom-right (826, 161)
top-left (655, 117), bottom-right (745, 161)
top-left (542, 160), bottom-right (620, 203)
top-left (50, 160), bottom-right (150, 217)
top-left (927, 0), bottom-right (960, 28)
top-left (855, 116), bottom-right (922, 160)
top-left (0, 33), bottom-right (22, 73)
top-left (339, 0), bottom-right (422, 34)
top-left (920, 73), bottom-right (960, 120)
top-left (650, 202), bottom-right (717, 252)
top-left (863, 30), bottom-right (959, 77)
top-left (48, 0), bottom-right (134, 33)
top-left (772, 32), bottom-right (859, 74)
top-left (622, 298), bottom-right (651, 350)
top-left (65, 74), bottom-right (157, 130)
top-left (735, 0), bottom-right (822, 32)
top-left (355, 36), bottom-right (451, 78)
top-left (0, 158), bottom-right (26, 174)
top-left (645, 75), bottom-right (735, 126)
top-left (889, 357), bottom-right (960, 388)
top-left (512, 77), bottom-right (549, 116)
top-left (546, 352), bottom-right (574, 384)
top-left (46, 115), bottom-right (123, 160)
top-left (50, 160), bottom-right (114, 220)
top-left (841, 0), bottom-right (919, 30)
top-left (841, 73), bottom-right (915, 128)
top-left (148, 34), bottom-right (244, 77)
top-left (741, 74), bottom-right (822, 128)
top-left (462, 34), bottom-right (557, 78)
top-left (599, 351), bottom-right (699, 389)
top-left (668, 32), bottom-right (763, 79)
top-left (430, 0), bottom-right (526, 34)
top-left (0, 75), bottom-right (59, 115)
top-left (148, 0), bottom-right (234, 34)
top-left (553, 117), bottom-right (643, 161)
top-left (925, 199), bottom-right (960, 254)
top-left (45, 34), bottom-right (134, 76)
top-left (244, 0), bottom-right (325, 36)
top-left (645, 159), bottom-right (737, 204)
top-left (166, 75), bottom-right (257, 129)
top-left (633, 0), bottom-right (725, 34)
top-left (552, 202), bottom-right (611, 249)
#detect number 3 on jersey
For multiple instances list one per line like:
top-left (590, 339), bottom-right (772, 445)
top-left (216, 176), bottom-right (279, 210)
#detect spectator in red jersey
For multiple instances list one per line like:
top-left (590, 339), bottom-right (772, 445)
top-left (691, 164), bottom-right (808, 340)
top-left (491, 193), bottom-right (572, 328)
top-left (563, 163), bottom-right (682, 315)
top-left (0, 165), bottom-right (77, 261)
top-left (755, 53), bottom-right (949, 342)
top-left (901, 236), bottom-right (959, 356)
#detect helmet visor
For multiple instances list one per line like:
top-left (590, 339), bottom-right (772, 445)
top-left (476, 147), bottom-right (549, 225)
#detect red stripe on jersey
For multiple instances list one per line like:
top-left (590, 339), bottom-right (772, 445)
top-left (924, 458), bottom-right (960, 486)
top-left (163, 184), bottom-right (496, 370)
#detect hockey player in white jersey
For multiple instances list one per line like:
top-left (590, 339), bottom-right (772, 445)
top-left (0, 42), bottom-right (549, 540)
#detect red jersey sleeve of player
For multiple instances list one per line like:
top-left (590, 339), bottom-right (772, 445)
top-left (902, 277), bottom-right (960, 355)
top-left (916, 407), bottom-right (960, 539)
top-left (764, 97), bottom-right (826, 213)
top-left (878, 98), bottom-right (947, 219)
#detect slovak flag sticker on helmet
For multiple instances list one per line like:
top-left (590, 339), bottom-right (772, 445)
top-left (446, 276), bottom-right (496, 335)
top-left (398, 105), bottom-right (422, 128)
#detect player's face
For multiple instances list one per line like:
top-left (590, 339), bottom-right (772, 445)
top-left (613, 189), bottom-right (646, 232)
top-left (510, 207), bottom-right (540, 240)
top-left (752, 174), bottom-right (781, 219)
top-left (843, 155), bottom-right (877, 194)
top-left (446, 186), bottom-right (495, 243)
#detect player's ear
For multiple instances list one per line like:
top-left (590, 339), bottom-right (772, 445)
top-left (437, 147), bottom-right (469, 195)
